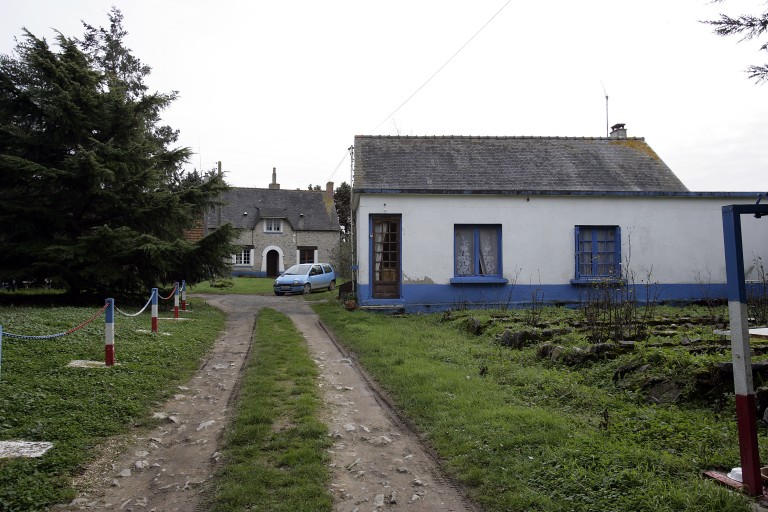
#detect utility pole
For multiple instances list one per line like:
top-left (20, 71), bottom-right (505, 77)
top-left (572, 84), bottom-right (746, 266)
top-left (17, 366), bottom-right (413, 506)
top-left (349, 145), bottom-right (356, 296)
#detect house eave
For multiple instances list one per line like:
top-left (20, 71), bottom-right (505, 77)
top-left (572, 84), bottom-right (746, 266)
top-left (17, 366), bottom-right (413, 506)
top-left (353, 188), bottom-right (764, 199)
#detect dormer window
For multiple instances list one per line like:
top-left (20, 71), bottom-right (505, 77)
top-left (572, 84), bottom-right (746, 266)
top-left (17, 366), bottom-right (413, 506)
top-left (264, 219), bottom-right (282, 233)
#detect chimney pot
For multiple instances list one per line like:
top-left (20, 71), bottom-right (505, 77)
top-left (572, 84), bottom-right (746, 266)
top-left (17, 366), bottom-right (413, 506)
top-left (269, 167), bottom-right (280, 189)
top-left (610, 123), bottom-right (627, 139)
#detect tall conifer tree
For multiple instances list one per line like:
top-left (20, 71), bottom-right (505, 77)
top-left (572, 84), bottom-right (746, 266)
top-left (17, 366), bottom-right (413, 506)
top-left (0, 8), bottom-right (235, 295)
top-left (706, 2), bottom-right (768, 83)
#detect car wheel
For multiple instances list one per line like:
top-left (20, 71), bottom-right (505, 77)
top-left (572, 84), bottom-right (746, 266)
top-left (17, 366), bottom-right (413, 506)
top-left (328, 280), bottom-right (336, 291)
top-left (274, 291), bottom-right (285, 296)
top-left (303, 283), bottom-right (311, 294)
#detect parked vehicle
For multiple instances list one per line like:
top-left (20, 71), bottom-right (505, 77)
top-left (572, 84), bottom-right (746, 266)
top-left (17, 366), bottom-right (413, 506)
top-left (274, 263), bottom-right (336, 295)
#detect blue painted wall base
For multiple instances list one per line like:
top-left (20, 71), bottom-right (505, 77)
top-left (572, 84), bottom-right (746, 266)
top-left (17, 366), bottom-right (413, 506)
top-left (357, 282), bottom-right (729, 313)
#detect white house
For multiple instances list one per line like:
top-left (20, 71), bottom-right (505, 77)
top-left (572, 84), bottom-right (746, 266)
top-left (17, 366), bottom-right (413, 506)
top-left (351, 128), bottom-right (767, 312)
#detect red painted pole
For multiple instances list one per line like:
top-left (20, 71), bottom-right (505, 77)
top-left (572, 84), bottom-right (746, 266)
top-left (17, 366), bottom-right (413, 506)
top-left (181, 280), bottom-right (187, 311)
top-left (736, 393), bottom-right (761, 493)
top-left (151, 288), bottom-right (159, 333)
top-left (105, 298), bottom-right (115, 366)
top-left (173, 281), bottom-right (179, 319)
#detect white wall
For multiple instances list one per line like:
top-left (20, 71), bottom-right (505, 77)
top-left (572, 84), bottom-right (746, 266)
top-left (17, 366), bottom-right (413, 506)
top-left (356, 194), bottom-right (768, 287)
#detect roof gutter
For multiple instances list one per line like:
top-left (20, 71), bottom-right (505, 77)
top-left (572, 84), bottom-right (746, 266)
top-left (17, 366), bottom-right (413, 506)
top-left (353, 188), bottom-right (763, 198)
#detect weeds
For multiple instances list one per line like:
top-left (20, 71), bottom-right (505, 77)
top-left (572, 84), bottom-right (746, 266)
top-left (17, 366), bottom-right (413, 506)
top-left (580, 267), bottom-right (658, 343)
top-left (524, 288), bottom-right (545, 327)
top-left (315, 302), bottom-right (753, 512)
top-left (695, 268), bottom-right (725, 325)
top-left (748, 256), bottom-right (768, 325)
top-left (523, 271), bottom-right (544, 327)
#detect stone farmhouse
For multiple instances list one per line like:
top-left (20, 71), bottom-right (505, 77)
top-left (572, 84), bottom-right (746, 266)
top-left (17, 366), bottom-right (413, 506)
top-left (201, 168), bottom-right (341, 277)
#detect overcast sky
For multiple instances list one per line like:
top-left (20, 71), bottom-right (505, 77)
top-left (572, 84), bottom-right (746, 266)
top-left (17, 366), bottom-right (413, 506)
top-left (2, 0), bottom-right (767, 192)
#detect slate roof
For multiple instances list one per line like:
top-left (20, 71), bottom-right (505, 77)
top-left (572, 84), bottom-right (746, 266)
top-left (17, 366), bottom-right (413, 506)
top-left (206, 187), bottom-right (340, 232)
top-left (353, 135), bottom-right (689, 193)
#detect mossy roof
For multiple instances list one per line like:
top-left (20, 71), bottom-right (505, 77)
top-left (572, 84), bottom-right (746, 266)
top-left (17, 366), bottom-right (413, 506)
top-left (353, 135), bottom-right (689, 193)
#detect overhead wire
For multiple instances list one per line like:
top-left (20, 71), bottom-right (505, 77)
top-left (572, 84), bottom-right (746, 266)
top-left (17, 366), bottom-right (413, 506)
top-left (326, 149), bottom-right (350, 183)
top-left (327, 0), bottom-right (512, 183)
top-left (369, 0), bottom-right (513, 134)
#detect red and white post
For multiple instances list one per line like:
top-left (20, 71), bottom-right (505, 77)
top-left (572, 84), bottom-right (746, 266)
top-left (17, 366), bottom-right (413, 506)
top-left (151, 288), bottom-right (159, 333)
top-left (722, 204), bottom-right (767, 496)
top-left (173, 281), bottom-right (180, 319)
top-left (181, 280), bottom-right (187, 311)
top-left (105, 298), bottom-right (115, 366)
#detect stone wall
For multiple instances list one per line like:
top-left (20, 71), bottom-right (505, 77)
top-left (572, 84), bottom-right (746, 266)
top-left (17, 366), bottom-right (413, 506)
top-left (231, 220), bottom-right (339, 276)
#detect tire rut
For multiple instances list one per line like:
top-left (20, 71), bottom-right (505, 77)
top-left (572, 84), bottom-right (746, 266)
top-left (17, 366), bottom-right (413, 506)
top-left (57, 294), bottom-right (480, 512)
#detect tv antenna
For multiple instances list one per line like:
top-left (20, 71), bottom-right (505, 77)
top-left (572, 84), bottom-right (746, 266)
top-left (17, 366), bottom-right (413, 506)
top-left (600, 81), bottom-right (609, 137)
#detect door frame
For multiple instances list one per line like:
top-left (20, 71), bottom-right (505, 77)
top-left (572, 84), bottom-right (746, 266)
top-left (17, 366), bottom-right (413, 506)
top-left (369, 214), bottom-right (402, 299)
top-left (266, 249), bottom-right (280, 277)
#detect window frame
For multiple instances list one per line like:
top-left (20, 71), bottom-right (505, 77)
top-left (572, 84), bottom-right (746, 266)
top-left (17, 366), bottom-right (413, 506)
top-left (234, 247), bottom-right (252, 266)
top-left (298, 246), bottom-right (316, 264)
top-left (264, 218), bottom-right (282, 233)
top-left (571, 225), bottom-right (622, 284)
top-left (450, 224), bottom-right (507, 284)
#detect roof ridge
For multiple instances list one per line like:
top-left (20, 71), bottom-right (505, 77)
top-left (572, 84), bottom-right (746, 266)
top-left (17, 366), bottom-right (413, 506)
top-left (355, 134), bottom-right (646, 141)
top-left (230, 187), bottom-right (325, 192)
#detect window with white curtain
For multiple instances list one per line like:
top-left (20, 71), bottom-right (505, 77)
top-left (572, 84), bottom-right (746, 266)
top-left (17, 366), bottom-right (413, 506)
top-left (454, 225), bottom-right (501, 277)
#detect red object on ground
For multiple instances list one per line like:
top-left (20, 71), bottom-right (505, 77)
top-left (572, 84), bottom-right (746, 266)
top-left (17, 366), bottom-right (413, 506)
top-left (736, 394), bottom-right (762, 496)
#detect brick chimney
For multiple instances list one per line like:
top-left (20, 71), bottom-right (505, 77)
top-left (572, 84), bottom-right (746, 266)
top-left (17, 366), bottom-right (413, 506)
top-left (325, 181), bottom-right (334, 202)
top-left (610, 123), bottom-right (627, 139)
top-left (269, 167), bottom-right (280, 189)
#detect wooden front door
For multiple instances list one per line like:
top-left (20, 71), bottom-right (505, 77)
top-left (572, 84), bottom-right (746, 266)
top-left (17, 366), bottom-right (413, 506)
top-left (372, 216), bottom-right (401, 299)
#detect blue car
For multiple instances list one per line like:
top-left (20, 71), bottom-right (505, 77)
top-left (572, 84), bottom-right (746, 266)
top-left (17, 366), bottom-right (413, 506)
top-left (274, 263), bottom-right (336, 295)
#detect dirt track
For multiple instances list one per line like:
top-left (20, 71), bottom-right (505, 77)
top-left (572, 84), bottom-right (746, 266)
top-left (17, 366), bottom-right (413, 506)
top-left (58, 294), bottom-right (479, 512)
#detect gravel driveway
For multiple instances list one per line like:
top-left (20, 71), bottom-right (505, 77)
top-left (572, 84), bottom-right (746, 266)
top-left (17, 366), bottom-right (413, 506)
top-left (59, 294), bottom-right (479, 512)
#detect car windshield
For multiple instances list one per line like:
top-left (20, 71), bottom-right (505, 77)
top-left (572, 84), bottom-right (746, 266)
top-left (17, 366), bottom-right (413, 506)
top-left (283, 264), bottom-right (313, 275)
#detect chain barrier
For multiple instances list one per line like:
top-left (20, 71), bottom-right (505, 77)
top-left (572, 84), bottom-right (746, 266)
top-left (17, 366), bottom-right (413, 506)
top-left (3, 303), bottom-right (109, 340)
top-left (1, 280), bottom-right (187, 376)
top-left (158, 284), bottom-right (178, 301)
top-left (115, 294), bottom-right (153, 317)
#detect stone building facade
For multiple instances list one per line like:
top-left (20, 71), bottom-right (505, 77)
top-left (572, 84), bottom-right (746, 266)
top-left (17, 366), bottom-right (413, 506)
top-left (204, 169), bottom-right (341, 277)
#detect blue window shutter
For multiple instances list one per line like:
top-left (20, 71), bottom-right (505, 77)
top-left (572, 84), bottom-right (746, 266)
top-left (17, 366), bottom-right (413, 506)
top-left (615, 226), bottom-right (622, 275)
top-left (497, 226), bottom-right (503, 276)
top-left (574, 226), bottom-right (580, 279)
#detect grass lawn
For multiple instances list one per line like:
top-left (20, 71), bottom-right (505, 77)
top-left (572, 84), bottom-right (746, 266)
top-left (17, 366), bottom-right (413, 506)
top-left (3, 283), bottom-right (760, 511)
top-left (190, 277), bottom-right (342, 302)
top-left (206, 308), bottom-right (332, 512)
top-left (189, 277), bottom-right (276, 295)
top-left (0, 300), bottom-right (225, 510)
top-left (313, 303), bottom-right (758, 512)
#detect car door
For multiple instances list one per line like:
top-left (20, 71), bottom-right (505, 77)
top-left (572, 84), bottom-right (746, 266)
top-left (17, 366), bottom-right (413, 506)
top-left (316, 264), bottom-right (332, 288)
top-left (308, 264), bottom-right (325, 289)
top-left (322, 264), bottom-right (335, 287)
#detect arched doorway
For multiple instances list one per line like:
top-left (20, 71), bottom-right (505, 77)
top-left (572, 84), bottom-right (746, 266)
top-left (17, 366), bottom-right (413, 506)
top-left (266, 250), bottom-right (280, 277)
